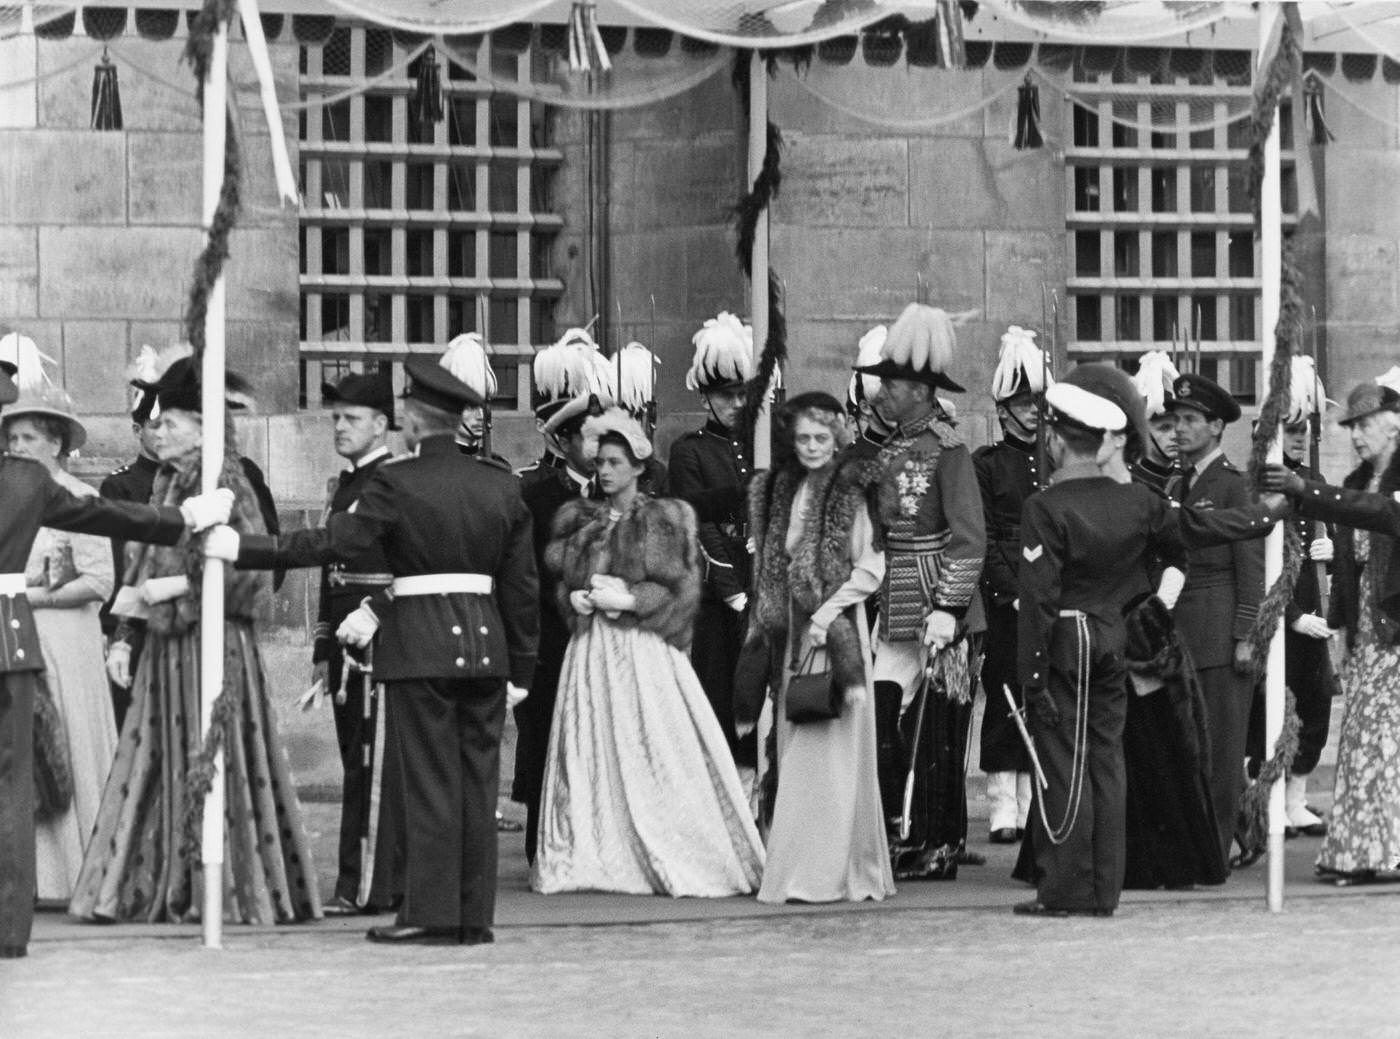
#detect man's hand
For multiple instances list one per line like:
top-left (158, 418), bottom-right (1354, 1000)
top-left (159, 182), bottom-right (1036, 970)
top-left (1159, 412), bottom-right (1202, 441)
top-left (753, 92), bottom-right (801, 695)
top-left (1290, 613), bottom-right (1332, 640)
top-left (203, 524), bottom-right (240, 562)
top-left (724, 592), bottom-right (749, 614)
top-left (1028, 687), bottom-right (1059, 728)
top-left (922, 610), bottom-right (957, 651)
top-left (507, 683), bottom-right (529, 708)
top-left (569, 589), bottom-right (595, 616)
top-left (1309, 536), bottom-right (1334, 563)
top-left (1233, 639), bottom-right (1254, 676)
top-left (337, 604), bottom-right (379, 648)
top-left (180, 488), bottom-right (235, 531)
top-left (106, 641), bottom-right (133, 690)
top-left (1259, 464), bottom-right (1305, 496)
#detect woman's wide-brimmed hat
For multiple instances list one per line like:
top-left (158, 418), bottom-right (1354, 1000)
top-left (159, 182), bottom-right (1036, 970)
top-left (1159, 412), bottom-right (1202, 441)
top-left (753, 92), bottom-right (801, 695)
top-left (1338, 382), bottom-right (1400, 427)
top-left (3, 382), bottom-right (87, 452)
top-left (584, 407), bottom-right (653, 461)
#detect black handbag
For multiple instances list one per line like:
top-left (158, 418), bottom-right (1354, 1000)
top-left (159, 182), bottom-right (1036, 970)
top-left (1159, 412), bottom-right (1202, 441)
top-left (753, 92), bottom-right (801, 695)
top-left (785, 646), bottom-right (843, 724)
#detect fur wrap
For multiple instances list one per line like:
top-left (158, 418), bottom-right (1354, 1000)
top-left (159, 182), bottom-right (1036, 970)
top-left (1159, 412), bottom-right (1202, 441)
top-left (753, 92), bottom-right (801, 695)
top-left (32, 673), bottom-right (73, 820)
top-left (745, 453), bottom-right (884, 695)
top-left (545, 496), bottom-right (702, 649)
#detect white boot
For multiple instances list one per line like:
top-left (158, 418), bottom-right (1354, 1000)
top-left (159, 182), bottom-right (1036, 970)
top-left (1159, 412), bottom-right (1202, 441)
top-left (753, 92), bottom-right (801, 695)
top-left (1285, 774), bottom-right (1324, 831)
top-left (1015, 771), bottom-right (1032, 831)
top-left (987, 771), bottom-right (1019, 837)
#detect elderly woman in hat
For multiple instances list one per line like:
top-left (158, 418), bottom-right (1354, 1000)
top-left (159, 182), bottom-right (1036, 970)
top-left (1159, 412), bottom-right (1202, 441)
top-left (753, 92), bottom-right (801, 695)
top-left (69, 350), bottom-right (321, 925)
top-left (1262, 381), bottom-right (1400, 885)
top-left (3, 385), bottom-right (116, 903)
top-left (532, 409), bottom-right (764, 897)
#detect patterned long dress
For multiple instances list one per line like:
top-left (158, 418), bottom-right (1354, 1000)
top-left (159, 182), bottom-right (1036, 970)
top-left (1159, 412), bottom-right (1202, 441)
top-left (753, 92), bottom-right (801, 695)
top-left (1318, 523), bottom-right (1400, 878)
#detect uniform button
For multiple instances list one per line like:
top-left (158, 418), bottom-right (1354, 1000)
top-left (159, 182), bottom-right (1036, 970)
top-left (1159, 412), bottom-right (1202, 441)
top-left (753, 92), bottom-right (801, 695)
top-left (482, 656), bottom-right (490, 666)
top-left (479, 626), bottom-right (488, 635)
top-left (452, 625), bottom-right (462, 635)
top-left (455, 656), bottom-right (466, 667)
top-left (15, 649), bottom-right (24, 660)
top-left (9, 619), bottom-right (17, 629)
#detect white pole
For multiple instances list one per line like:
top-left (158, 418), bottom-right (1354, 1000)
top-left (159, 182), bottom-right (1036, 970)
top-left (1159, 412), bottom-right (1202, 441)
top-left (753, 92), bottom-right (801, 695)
top-left (1258, 6), bottom-right (1286, 914)
top-left (199, 19), bottom-right (229, 949)
top-left (747, 49), bottom-right (771, 469)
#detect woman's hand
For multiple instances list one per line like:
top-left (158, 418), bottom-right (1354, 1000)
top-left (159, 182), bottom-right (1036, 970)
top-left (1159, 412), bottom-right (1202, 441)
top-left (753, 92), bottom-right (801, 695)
top-left (806, 621), bottom-right (829, 648)
top-left (569, 589), bottom-right (595, 616)
top-left (588, 585), bottom-right (634, 614)
top-left (106, 641), bottom-right (133, 690)
top-left (1259, 464), bottom-right (1305, 496)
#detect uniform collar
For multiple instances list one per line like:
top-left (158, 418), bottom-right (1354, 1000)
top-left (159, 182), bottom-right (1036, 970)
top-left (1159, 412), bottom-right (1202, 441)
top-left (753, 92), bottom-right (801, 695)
top-left (891, 410), bottom-right (939, 442)
top-left (134, 453), bottom-right (160, 473)
top-left (348, 445), bottom-right (391, 472)
top-left (702, 419), bottom-right (736, 441)
top-left (1185, 444), bottom-right (1225, 476)
top-left (415, 433), bottom-right (459, 457)
top-left (1001, 433), bottom-right (1036, 455)
top-left (1050, 460), bottom-right (1105, 485)
top-left (1136, 455), bottom-right (1176, 478)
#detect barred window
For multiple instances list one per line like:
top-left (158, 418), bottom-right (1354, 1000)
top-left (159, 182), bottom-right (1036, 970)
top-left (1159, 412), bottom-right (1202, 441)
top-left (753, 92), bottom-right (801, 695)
top-left (1065, 53), bottom-right (1299, 404)
top-left (296, 26), bottom-right (563, 410)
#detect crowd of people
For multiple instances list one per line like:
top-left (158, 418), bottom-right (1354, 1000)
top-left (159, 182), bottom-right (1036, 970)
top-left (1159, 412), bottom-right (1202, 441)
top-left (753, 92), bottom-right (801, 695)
top-left (2, 296), bottom-right (1400, 958)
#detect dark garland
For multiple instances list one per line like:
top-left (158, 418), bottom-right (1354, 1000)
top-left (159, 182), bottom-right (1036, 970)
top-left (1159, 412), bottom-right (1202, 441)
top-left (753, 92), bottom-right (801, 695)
top-left (1235, 687), bottom-right (1302, 857)
top-left (734, 120), bottom-right (783, 279)
top-left (180, 658), bottom-right (242, 859)
top-left (181, 0), bottom-right (243, 359)
top-left (1247, 15), bottom-right (1298, 232)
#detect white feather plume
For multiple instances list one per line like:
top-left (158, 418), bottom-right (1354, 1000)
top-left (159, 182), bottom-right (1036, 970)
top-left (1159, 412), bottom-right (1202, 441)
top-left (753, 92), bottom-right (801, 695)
top-left (881, 303), bottom-right (956, 375)
top-left (1376, 366), bottom-right (1400, 394)
top-left (441, 332), bottom-right (497, 399)
top-left (0, 332), bottom-right (57, 392)
top-left (847, 324), bottom-right (887, 405)
top-left (1286, 355), bottom-right (1326, 426)
top-left (1133, 350), bottom-right (1180, 418)
top-left (990, 325), bottom-right (1052, 401)
top-left (611, 341), bottom-right (659, 413)
top-left (533, 327), bottom-right (610, 405)
top-left (685, 312), bottom-right (753, 392)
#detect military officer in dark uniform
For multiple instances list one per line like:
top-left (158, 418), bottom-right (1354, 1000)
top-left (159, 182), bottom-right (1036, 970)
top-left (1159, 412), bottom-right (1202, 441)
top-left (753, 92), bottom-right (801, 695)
top-left (516, 327), bottom-right (610, 492)
top-left (310, 372), bottom-right (399, 915)
top-left (210, 355), bottom-right (538, 946)
top-left (1129, 351), bottom-right (1183, 498)
top-left (0, 355), bottom-right (232, 959)
top-left (1169, 372), bottom-right (1265, 864)
top-left (666, 312), bottom-right (755, 766)
top-left (974, 326), bottom-right (1049, 844)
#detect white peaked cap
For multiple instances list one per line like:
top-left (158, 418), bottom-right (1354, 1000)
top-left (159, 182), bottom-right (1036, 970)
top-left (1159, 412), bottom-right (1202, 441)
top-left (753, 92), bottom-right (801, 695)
top-left (1047, 381), bottom-right (1127, 433)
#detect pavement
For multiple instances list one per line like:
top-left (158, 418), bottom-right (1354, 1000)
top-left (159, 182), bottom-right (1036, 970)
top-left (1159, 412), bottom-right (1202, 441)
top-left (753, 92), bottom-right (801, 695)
top-left (5, 642), bottom-right (1396, 1037)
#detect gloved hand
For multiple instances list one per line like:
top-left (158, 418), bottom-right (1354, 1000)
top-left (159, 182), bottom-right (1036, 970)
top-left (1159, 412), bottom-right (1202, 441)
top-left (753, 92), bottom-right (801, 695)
top-left (1290, 613), bottom-right (1332, 640)
top-left (806, 621), bottom-right (828, 648)
top-left (1155, 566), bottom-right (1186, 611)
top-left (569, 589), bottom-right (595, 616)
top-left (1233, 639), bottom-right (1254, 676)
top-left (724, 592), bottom-right (749, 614)
top-left (106, 641), bottom-right (133, 690)
top-left (336, 603), bottom-right (379, 648)
top-left (179, 488), bottom-right (235, 531)
top-left (922, 610), bottom-right (957, 651)
top-left (203, 524), bottom-right (240, 562)
top-left (507, 683), bottom-right (529, 708)
top-left (1028, 686), bottom-right (1059, 728)
top-left (141, 575), bottom-right (189, 604)
top-left (1310, 536), bottom-right (1334, 563)
top-left (1258, 464), bottom-right (1305, 496)
top-left (587, 576), bottom-right (634, 615)
top-left (109, 584), bottom-right (150, 619)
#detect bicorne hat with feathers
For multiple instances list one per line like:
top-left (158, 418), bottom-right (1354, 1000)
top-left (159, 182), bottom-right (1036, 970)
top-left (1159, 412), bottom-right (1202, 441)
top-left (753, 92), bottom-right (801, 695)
top-left (128, 343), bottom-right (255, 419)
top-left (853, 303), bottom-right (966, 393)
top-left (1132, 350), bottom-right (1180, 419)
top-left (686, 312), bottom-right (752, 392)
top-left (991, 325), bottom-right (1052, 402)
top-left (533, 327), bottom-right (613, 435)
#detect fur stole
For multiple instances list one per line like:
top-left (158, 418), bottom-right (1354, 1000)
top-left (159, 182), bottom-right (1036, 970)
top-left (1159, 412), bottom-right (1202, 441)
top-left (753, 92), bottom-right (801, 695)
top-left (124, 413), bottom-right (271, 635)
top-left (545, 496), bottom-right (701, 649)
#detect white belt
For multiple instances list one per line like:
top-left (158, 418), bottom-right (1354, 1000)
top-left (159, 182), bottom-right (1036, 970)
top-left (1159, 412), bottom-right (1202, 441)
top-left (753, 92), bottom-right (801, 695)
top-left (0, 573), bottom-right (25, 597)
top-left (392, 573), bottom-right (493, 597)
top-left (1058, 609), bottom-right (1087, 619)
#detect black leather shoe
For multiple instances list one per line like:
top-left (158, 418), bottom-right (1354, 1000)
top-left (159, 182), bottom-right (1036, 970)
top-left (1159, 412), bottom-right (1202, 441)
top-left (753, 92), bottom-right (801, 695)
top-left (323, 894), bottom-right (365, 917)
top-left (990, 827), bottom-right (1020, 845)
top-left (366, 924), bottom-right (461, 945)
top-left (0, 945), bottom-right (26, 959)
top-left (460, 927), bottom-right (495, 946)
top-left (1013, 900), bottom-right (1069, 918)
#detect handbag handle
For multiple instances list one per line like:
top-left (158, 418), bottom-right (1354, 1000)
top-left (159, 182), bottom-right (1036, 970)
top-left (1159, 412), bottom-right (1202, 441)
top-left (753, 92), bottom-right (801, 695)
top-left (796, 644), bottom-right (827, 675)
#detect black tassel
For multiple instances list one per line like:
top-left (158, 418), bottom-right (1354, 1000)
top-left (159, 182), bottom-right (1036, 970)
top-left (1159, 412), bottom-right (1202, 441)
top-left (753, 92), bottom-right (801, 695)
top-left (411, 45), bottom-right (444, 132)
top-left (90, 52), bottom-right (123, 131)
top-left (1305, 74), bottom-right (1334, 145)
top-left (1014, 74), bottom-right (1042, 149)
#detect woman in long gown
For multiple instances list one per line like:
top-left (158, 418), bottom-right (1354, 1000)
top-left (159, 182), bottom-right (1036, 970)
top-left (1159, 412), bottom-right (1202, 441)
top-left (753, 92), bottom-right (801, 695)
top-left (532, 411), bottom-right (764, 897)
top-left (1263, 384), bottom-right (1400, 885)
top-left (3, 392), bottom-right (116, 902)
top-left (747, 392), bottom-right (895, 904)
top-left (69, 356), bottom-right (321, 924)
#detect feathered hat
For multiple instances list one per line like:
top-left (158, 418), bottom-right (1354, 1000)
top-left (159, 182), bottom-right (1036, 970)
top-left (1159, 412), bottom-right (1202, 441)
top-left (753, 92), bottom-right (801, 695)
top-left (990, 325), bottom-right (1052, 402)
top-left (127, 344), bottom-right (162, 421)
top-left (0, 331), bottom-right (56, 405)
top-left (1132, 350), bottom-right (1180, 419)
top-left (128, 342), bottom-right (254, 419)
top-left (583, 407), bottom-right (653, 461)
top-left (1374, 365), bottom-right (1400, 395)
top-left (1285, 355), bottom-right (1327, 428)
top-left (846, 325), bottom-right (887, 416)
top-left (0, 334), bottom-right (84, 449)
top-left (853, 303), bottom-right (966, 393)
top-left (440, 332), bottom-right (497, 403)
top-left (611, 341), bottom-right (659, 417)
top-left (686, 312), bottom-right (753, 393)
top-left (532, 326), bottom-right (612, 436)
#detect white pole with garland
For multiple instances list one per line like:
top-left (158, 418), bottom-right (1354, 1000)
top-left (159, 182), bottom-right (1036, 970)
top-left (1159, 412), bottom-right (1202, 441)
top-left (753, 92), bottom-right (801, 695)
top-left (1258, 5), bottom-right (1287, 914)
top-left (199, 16), bottom-right (229, 950)
top-left (747, 49), bottom-right (771, 469)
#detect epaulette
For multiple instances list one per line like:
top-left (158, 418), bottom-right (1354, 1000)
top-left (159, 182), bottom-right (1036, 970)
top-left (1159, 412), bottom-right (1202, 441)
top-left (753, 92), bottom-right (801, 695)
top-left (108, 461), bottom-right (134, 477)
top-left (929, 419), bottom-right (963, 449)
top-left (379, 452), bottom-right (411, 467)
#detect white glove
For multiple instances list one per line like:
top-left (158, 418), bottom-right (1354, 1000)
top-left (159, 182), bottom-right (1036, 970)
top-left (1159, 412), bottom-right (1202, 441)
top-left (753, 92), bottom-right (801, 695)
top-left (806, 621), bottom-right (828, 648)
top-left (106, 641), bottom-right (133, 690)
top-left (507, 683), bottom-right (529, 708)
top-left (203, 524), bottom-right (240, 562)
top-left (746, 537), bottom-right (758, 555)
top-left (1309, 536), bottom-right (1334, 563)
top-left (180, 488), bottom-right (235, 531)
top-left (141, 575), bottom-right (189, 604)
top-left (336, 603), bottom-right (379, 648)
top-left (1290, 613), bottom-right (1332, 640)
top-left (922, 610), bottom-right (957, 651)
top-left (1155, 566), bottom-right (1186, 611)
top-left (845, 683), bottom-right (867, 709)
top-left (569, 589), bottom-right (595, 616)
top-left (110, 584), bottom-right (150, 619)
top-left (725, 592), bottom-right (749, 614)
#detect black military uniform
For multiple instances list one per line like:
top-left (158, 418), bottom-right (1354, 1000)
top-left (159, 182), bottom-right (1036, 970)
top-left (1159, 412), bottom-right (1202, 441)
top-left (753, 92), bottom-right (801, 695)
top-left (235, 357), bottom-right (538, 945)
top-left (0, 423), bottom-right (189, 957)
top-left (516, 450), bottom-right (569, 492)
top-left (314, 373), bottom-right (398, 910)
top-left (665, 419), bottom-right (753, 763)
